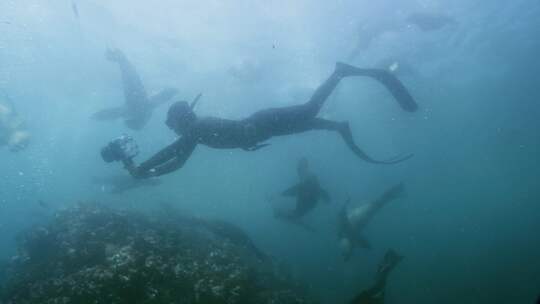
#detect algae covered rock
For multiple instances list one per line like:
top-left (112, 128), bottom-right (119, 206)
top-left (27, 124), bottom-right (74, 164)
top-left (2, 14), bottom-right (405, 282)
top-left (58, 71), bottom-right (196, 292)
top-left (0, 203), bottom-right (316, 304)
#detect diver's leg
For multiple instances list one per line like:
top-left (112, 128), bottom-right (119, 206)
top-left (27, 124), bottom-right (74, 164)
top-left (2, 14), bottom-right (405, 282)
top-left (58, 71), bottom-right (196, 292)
top-left (306, 118), bottom-right (413, 164)
top-left (301, 68), bottom-right (344, 118)
top-left (246, 62), bottom-right (417, 139)
top-left (302, 62), bottom-right (418, 118)
top-left (244, 70), bottom-right (344, 138)
top-left (303, 117), bottom-right (344, 131)
top-left (248, 63), bottom-right (368, 126)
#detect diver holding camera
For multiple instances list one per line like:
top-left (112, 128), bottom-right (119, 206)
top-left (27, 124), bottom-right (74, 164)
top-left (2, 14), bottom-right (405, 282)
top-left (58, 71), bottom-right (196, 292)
top-left (100, 134), bottom-right (159, 178)
top-left (101, 62), bottom-right (417, 179)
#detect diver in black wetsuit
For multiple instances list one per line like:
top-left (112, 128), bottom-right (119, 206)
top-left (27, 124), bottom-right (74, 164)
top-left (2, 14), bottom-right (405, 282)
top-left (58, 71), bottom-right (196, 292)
top-left (350, 249), bottom-right (404, 304)
top-left (120, 62), bottom-right (418, 178)
top-left (273, 157), bottom-right (331, 221)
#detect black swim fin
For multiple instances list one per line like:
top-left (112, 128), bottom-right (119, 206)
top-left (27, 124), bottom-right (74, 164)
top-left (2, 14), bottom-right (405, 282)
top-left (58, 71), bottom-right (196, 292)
top-left (369, 69), bottom-right (418, 112)
top-left (339, 122), bottom-right (414, 164)
top-left (336, 62), bottom-right (418, 112)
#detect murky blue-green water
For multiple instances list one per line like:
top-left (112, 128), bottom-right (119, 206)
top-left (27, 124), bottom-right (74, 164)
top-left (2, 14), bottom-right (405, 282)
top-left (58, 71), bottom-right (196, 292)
top-left (1, 1), bottom-right (539, 303)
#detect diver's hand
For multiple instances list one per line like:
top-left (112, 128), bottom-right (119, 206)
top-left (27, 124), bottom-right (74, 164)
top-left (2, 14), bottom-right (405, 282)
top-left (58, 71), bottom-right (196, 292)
top-left (123, 159), bottom-right (149, 179)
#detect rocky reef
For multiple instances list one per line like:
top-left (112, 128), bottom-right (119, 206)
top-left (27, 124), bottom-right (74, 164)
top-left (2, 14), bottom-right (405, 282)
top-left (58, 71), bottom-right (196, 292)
top-left (0, 203), bottom-right (316, 304)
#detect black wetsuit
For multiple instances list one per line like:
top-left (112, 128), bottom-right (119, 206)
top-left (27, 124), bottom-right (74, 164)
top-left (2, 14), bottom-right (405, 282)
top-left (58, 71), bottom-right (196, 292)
top-left (278, 174), bottom-right (330, 220)
top-left (128, 63), bottom-right (417, 178)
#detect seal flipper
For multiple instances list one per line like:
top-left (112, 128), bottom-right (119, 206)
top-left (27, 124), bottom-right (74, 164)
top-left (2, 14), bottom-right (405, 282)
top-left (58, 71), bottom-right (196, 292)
top-left (149, 88), bottom-right (179, 108)
top-left (91, 107), bottom-right (126, 121)
top-left (336, 62), bottom-right (418, 112)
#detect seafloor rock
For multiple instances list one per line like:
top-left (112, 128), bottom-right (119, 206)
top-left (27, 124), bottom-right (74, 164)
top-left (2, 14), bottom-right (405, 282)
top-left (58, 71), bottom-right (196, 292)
top-left (0, 203), bottom-right (316, 304)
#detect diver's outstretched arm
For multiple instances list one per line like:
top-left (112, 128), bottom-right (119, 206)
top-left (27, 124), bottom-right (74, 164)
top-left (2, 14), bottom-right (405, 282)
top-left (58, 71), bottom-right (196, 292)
top-left (308, 118), bottom-right (413, 164)
top-left (124, 136), bottom-right (197, 178)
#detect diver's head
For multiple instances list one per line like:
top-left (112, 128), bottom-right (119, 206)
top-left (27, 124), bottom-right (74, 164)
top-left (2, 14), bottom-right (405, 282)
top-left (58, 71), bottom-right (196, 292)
top-left (296, 157), bottom-right (310, 180)
top-left (166, 101), bottom-right (196, 135)
top-left (8, 130), bottom-right (30, 152)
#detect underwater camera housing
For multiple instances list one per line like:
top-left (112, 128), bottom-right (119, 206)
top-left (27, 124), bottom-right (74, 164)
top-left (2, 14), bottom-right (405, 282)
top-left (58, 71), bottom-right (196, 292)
top-left (101, 134), bottom-right (139, 163)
